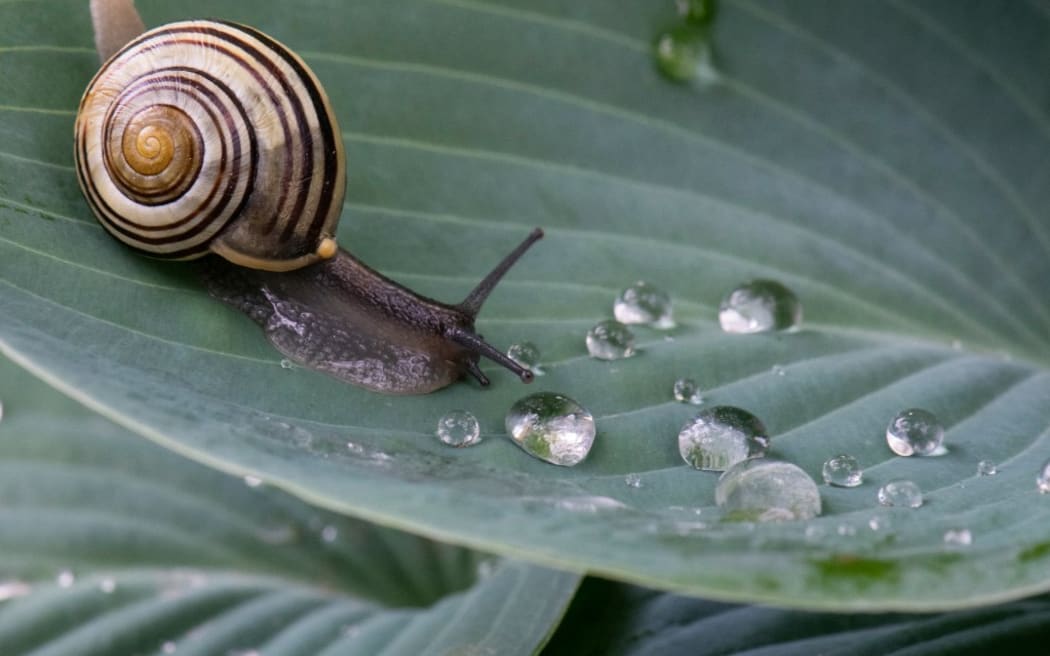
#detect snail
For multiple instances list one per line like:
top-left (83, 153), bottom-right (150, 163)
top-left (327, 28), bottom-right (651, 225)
top-left (74, 0), bottom-right (542, 394)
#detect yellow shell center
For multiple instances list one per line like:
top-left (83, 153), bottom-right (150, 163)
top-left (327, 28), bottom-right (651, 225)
top-left (106, 104), bottom-right (203, 205)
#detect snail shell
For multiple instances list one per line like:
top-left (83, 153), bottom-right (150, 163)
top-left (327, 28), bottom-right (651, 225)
top-left (74, 20), bottom-right (344, 271)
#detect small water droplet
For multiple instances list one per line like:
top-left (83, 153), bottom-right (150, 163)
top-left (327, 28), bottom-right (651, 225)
top-left (676, 0), bottom-right (717, 24)
top-left (718, 279), bottom-right (802, 334)
top-left (715, 458), bottom-right (822, 522)
top-left (56, 570), bottom-right (75, 588)
top-left (506, 341), bottom-right (544, 375)
top-left (804, 524), bottom-right (827, 541)
top-left (243, 475), bottom-right (263, 488)
top-left (625, 472), bottom-right (643, 488)
top-left (877, 480), bottom-right (923, 508)
top-left (505, 392), bottom-right (596, 466)
top-left (162, 641), bottom-right (177, 654)
top-left (436, 410), bottom-right (481, 447)
top-left (1037, 459), bottom-right (1050, 493)
top-left (279, 358), bottom-right (294, 369)
top-left (677, 406), bottom-right (768, 471)
top-left (654, 24), bottom-right (715, 83)
top-left (836, 523), bottom-right (857, 537)
top-left (950, 339), bottom-right (963, 351)
top-left (476, 559), bottom-right (497, 579)
top-left (0, 581), bottom-right (31, 601)
top-left (321, 525), bottom-right (338, 543)
top-left (613, 280), bottom-right (675, 329)
top-left (886, 408), bottom-right (944, 456)
top-left (585, 320), bottom-right (636, 360)
top-left (672, 377), bottom-right (704, 404)
top-left (868, 516), bottom-right (890, 532)
top-left (552, 496), bottom-right (627, 513)
top-left (943, 528), bottom-right (973, 547)
top-left (770, 364), bottom-right (786, 377)
top-left (822, 454), bottom-right (863, 487)
top-left (977, 460), bottom-right (998, 476)
top-left (99, 578), bottom-right (116, 594)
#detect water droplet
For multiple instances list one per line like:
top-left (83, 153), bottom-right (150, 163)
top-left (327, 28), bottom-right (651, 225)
top-left (943, 528), bottom-right (973, 547)
top-left (770, 364), bottom-right (786, 377)
top-left (950, 339), bottom-right (963, 351)
top-left (1037, 459), bottom-right (1050, 493)
top-left (506, 341), bottom-right (544, 375)
top-left (436, 410), bottom-right (481, 447)
top-left (804, 524), bottom-right (827, 541)
top-left (676, 0), bottom-right (717, 24)
top-left (99, 578), bottom-right (116, 594)
top-left (836, 523), bottom-right (857, 537)
top-left (654, 24), bottom-right (715, 83)
top-left (977, 460), bottom-right (998, 476)
top-left (613, 281), bottom-right (674, 329)
top-left (718, 280), bottom-right (802, 334)
top-left (0, 581), bottom-right (31, 601)
top-left (476, 559), bottom-right (497, 579)
top-left (585, 320), bottom-right (636, 360)
top-left (677, 406), bottom-right (768, 471)
top-left (505, 392), bottom-right (596, 466)
top-left (625, 472), bottom-right (643, 488)
top-left (243, 475), bottom-right (263, 488)
top-left (672, 378), bottom-right (704, 405)
top-left (822, 454), bottom-right (863, 487)
top-left (877, 480), bottom-right (923, 508)
top-left (868, 516), bottom-right (890, 532)
top-left (321, 525), bottom-right (338, 543)
top-left (886, 408), bottom-right (944, 457)
top-left (162, 641), bottom-right (177, 654)
top-left (279, 358), bottom-right (294, 369)
top-left (551, 496), bottom-right (626, 513)
top-left (715, 458), bottom-right (822, 522)
top-left (56, 570), bottom-right (75, 588)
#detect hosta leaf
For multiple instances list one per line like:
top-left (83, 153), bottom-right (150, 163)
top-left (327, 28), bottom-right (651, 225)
top-left (546, 578), bottom-right (1050, 656)
top-left (0, 357), bottom-right (580, 656)
top-left (1, 0), bottom-right (1049, 609)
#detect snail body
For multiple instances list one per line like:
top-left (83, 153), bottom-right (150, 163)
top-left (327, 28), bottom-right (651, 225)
top-left (76, 2), bottom-right (540, 393)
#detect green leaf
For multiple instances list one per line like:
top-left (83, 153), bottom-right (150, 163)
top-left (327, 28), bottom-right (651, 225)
top-left (0, 357), bottom-right (580, 656)
top-left (546, 579), bottom-right (1050, 655)
top-left (2, 0), bottom-right (1049, 610)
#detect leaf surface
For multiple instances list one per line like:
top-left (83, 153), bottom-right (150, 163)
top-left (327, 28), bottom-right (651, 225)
top-left (1, 0), bottom-right (1049, 609)
top-left (0, 357), bottom-right (579, 656)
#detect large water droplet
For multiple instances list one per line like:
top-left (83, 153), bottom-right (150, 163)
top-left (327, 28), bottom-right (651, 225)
top-left (877, 480), bottom-right (923, 508)
top-left (1038, 459), bottom-right (1050, 493)
top-left (822, 454), bottom-right (863, 487)
top-left (613, 281), bottom-right (674, 328)
top-left (507, 341), bottom-right (544, 375)
top-left (677, 406), bottom-right (768, 471)
top-left (718, 280), bottom-right (802, 334)
top-left (943, 528), bottom-right (973, 547)
top-left (886, 408), bottom-right (944, 456)
top-left (676, 0), bottom-right (717, 24)
top-left (715, 458), bottom-right (822, 522)
top-left (505, 392), bottom-right (596, 466)
top-left (654, 24), bottom-right (715, 83)
top-left (977, 460), bottom-right (998, 476)
top-left (586, 320), bottom-right (636, 360)
top-left (672, 377), bottom-right (704, 405)
top-left (436, 409), bottom-right (481, 447)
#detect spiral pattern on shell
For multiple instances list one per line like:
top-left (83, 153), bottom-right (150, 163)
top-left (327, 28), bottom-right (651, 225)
top-left (74, 20), bottom-right (345, 270)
